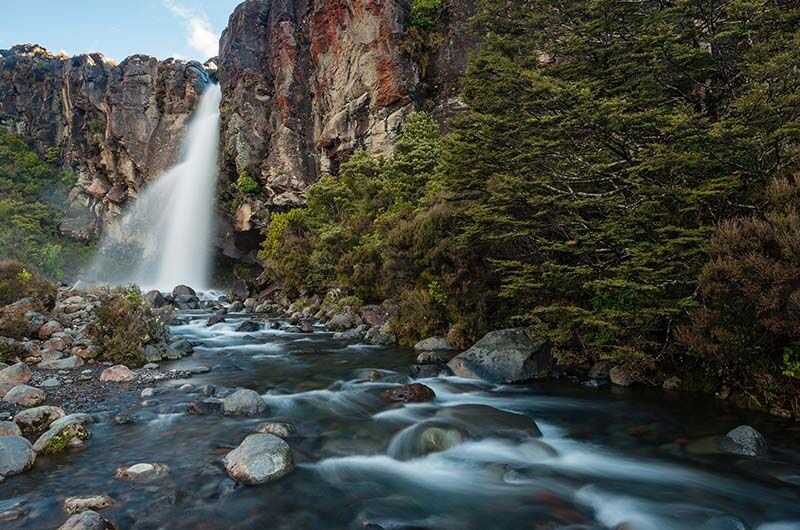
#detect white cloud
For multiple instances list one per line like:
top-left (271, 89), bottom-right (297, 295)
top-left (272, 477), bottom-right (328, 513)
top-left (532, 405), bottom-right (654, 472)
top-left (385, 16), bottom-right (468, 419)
top-left (163, 0), bottom-right (219, 59)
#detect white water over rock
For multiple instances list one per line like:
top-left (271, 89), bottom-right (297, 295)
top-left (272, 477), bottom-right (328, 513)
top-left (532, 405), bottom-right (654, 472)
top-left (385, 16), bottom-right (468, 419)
top-left (87, 84), bottom-right (222, 291)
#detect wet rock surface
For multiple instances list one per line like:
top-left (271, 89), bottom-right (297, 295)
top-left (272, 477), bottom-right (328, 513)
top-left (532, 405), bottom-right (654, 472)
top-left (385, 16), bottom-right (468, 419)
top-left (447, 328), bottom-right (553, 383)
top-left (223, 433), bottom-right (295, 485)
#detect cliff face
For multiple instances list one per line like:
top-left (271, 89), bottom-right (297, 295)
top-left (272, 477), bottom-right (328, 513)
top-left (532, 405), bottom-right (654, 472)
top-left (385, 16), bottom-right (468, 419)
top-left (0, 45), bottom-right (211, 240)
top-left (218, 0), bottom-right (476, 242)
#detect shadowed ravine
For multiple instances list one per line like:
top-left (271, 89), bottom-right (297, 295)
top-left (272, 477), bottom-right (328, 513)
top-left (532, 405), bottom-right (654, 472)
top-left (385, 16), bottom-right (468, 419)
top-left (3, 305), bottom-right (800, 529)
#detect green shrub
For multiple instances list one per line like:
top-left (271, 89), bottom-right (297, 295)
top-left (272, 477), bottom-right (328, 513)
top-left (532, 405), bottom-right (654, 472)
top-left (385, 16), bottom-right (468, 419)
top-left (410, 0), bottom-right (443, 30)
top-left (88, 286), bottom-right (168, 367)
top-left (237, 170), bottom-right (260, 194)
top-left (0, 260), bottom-right (57, 309)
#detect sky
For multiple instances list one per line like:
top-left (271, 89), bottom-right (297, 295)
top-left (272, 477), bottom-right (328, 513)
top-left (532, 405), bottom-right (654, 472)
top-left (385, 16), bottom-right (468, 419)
top-left (0, 0), bottom-right (242, 62)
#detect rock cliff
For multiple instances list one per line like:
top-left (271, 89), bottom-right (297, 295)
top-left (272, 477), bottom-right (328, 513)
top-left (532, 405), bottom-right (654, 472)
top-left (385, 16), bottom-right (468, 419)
top-left (0, 45), bottom-right (212, 240)
top-left (218, 0), bottom-right (476, 246)
top-left (0, 0), bottom-right (477, 254)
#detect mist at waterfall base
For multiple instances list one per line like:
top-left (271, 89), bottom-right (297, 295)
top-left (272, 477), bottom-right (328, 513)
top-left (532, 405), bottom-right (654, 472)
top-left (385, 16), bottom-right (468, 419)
top-left (87, 84), bottom-right (221, 292)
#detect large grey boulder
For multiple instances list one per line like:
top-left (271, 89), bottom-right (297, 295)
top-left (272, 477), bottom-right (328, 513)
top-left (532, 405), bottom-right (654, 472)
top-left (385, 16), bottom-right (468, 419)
top-left (38, 355), bottom-right (84, 370)
top-left (14, 405), bottom-right (65, 435)
top-left (172, 285), bottom-right (196, 298)
top-left (223, 433), bottom-right (295, 485)
top-left (33, 415), bottom-right (92, 454)
top-left (143, 290), bottom-right (169, 309)
top-left (447, 328), bottom-right (553, 383)
top-left (223, 388), bottom-right (268, 416)
top-left (722, 425), bottom-right (768, 457)
top-left (0, 436), bottom-right (36, 478)
top-left (326, 314), bottom-right (354, 332)
top-left (0, 421), bottom-right (22, 436)
top-left (414, 336), bottom-right (454, 352)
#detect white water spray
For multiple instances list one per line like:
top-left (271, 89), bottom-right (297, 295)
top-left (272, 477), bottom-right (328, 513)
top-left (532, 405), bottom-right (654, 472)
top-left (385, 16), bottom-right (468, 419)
top-left (88, 84), bottom-right (221, 291)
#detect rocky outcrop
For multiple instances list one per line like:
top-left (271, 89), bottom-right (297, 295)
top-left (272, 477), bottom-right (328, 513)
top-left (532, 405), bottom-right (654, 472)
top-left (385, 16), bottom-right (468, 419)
top-left (218, 0), bottom-right (477, 247)
top-left (0, 44), bottom-right (211, 239)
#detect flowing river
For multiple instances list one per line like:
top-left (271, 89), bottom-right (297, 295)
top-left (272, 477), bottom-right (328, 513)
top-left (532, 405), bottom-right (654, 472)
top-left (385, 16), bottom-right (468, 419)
top-left (3, 306), bottom-right (800, 529)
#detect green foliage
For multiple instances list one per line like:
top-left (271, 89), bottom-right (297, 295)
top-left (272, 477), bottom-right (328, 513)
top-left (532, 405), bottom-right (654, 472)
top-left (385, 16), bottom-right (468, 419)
top-left (260, 113), bottom-right (444, 300)
top-left (88, 286), bottom-right (168, 367)
top-left (0, 260), bottom-right (57, 309)
top-left (0, 134), bottom-right (91, 280)
top-left (410, 0), bottom-right (443, 30)
top-left (677, 176), bottom-right (800, 404)
top-left (237, 170), bottom-right (260, 194)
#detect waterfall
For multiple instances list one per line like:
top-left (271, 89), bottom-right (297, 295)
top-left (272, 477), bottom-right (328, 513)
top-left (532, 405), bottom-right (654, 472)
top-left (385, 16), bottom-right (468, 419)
top-left (87, 84), bottom-right (222, 292)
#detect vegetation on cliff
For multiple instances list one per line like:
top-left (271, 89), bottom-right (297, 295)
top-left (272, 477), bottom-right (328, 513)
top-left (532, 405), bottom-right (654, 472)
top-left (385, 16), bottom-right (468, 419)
top-left (0, 134), bottom-right (91, 280)
top-left (262, 0), bottom-right (800, 413)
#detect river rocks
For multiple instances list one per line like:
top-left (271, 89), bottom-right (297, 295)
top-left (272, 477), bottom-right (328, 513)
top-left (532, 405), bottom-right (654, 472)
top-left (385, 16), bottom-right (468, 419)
top-left (143, 290), bottom-right (169, 309)
top-left (410, 363), bottom-right (452, 379)
top-left (0, 436), bottom-right (35, 478)
top-left (100, 365), bottom-right (134, 382)
top-left (663, 376), bottom-right (682, 391)
top-left (333, 328), bottom-right (363, 340)
top-left (171, 339), bottom-right (194, 353)
top-left (364, 326), bottom-right (396, 345)
top-left (3, 384), bottom-right (45, 406)
top-left (115, 463), bottom-right (169, 482)
top-left (64, 495), bottom-right (116, 515)
top-left (143, 345), bottom-right (163, 363)
top-left (389, 423), bottom-right (466, 460)
top-left (588, 361), bottom-right (611, 380)
top-left (187, 399), bottom-right (222, 415)
top-left (223, 433), bottom-right (295, 485)
top-left (380, 383), bottom-right (436, 404)
top-left (299, 322), bottom-right (315, 334)
top-left (223, 388), bottom-right (268, 415)
top-left (58, 510), bottom-right (117, 530)
top-left (414, 337), bottom-right (455, 352)
top-left (172, 285), bottom-right (196, 298)
top-left (228, 301), bottom-right (244, 313)
top-left (436, 404), bottom-right (543, 439)
top-left (447, 328), bottom-right (553, 384)
top-left (0, 421), bottom-right (21, 436)
top-left (33, 418), bottom-right (91, 454)
top-left (174, 294), bottom-right (200, 309)
top-left (14, 406), bottom-right (65, 435)
top-left (722, 425), bottom-right (768, 457)
top-left (38, 320), bottom-right (64, 339)
top-left (609, 366), bottom-right (635, 387)
top-left (0, 362), bottom-right (32, 386)
top-left (207, 315), bottom-right (226, 326)
top-left (38, 355), bottom-right (84, 370)
top-left (416, 351), bottom-right (446, 365)
top-left (235, 321), bottom-right (261, 333)
top-left (326, 314), bottom-right (354, 332)
top-left (257, 422), bottom-right (296, 439)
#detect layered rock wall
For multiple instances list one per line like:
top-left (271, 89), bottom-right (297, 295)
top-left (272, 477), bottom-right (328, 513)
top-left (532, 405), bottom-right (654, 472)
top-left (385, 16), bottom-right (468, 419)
top-left (0, 45), bottom-right (211, 239)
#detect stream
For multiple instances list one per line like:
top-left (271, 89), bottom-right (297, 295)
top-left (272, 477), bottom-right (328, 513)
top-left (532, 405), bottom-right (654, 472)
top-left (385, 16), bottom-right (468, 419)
top-left (3, 307), bottom-right (800, 529)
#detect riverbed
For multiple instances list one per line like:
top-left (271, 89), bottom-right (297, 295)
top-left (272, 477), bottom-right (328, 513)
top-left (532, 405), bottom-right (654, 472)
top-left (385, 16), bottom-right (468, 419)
top-left (3, 308), bottom-right (800, 529)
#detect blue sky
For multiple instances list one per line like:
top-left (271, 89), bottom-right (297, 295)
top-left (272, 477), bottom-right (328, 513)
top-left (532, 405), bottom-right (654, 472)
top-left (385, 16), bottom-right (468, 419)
top-left (1, 0), bottom-right (242, 62)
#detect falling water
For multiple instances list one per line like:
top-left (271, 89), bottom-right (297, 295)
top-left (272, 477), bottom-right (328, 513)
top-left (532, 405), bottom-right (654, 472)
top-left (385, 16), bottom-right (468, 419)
top-left (87, 84), bottom-right (222, 291)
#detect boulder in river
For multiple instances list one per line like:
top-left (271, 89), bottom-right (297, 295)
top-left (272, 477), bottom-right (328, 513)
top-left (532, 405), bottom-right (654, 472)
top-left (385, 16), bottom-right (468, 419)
top-left (100, 365), bottom-right (134, 383)
top-left (609, 366), bottom-right (635, 387)
top-left (57, 510), bottom-right (117, 530)
top-left (143, 290), bottom-right (169, 309)
top-left (33, 418), bottom-right (91, 454)
top-left (64, 495), bottom-right (116, 514)
top-left (115, 463), bottom-right (169, 482)
top-left (14, 405), bottom-right (65, 435)
top-left (588, 361), bottom-right (611, 380)
top-left (447, 328), bottom-right (553, 383)
top-left (170, 339), bottom-right (194, 353)
top-left (257, 421), bottom-right (296, 438)
top-left (172, 285), bottom-right (196, 298)
top-left (223, 388), bottom-right (268, 415)
top-left (416, 351), bottom-right (446, 365)
top-left (231, 278), bottom-right (249, 301)
top-left (722, 425), bottom-right (768, 457)
top-left (187, 399), bottom-right (222, 415)
top-left (0, 436), bottom-right (36, 478)
top-left (380, 383), bottom-right (436, 404)
top-left (326, 314), bottom-right (354, 332)
top-left (235, 321), bottom-right (261, 333)
top-left (414, 336), bottom-right (455, 352)
top-left (207, 315), bottom-right (226, 326)
top-left (223, 433), bottom-right (295, 485)
top-left (2, 384), bottom-right (45, 406)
